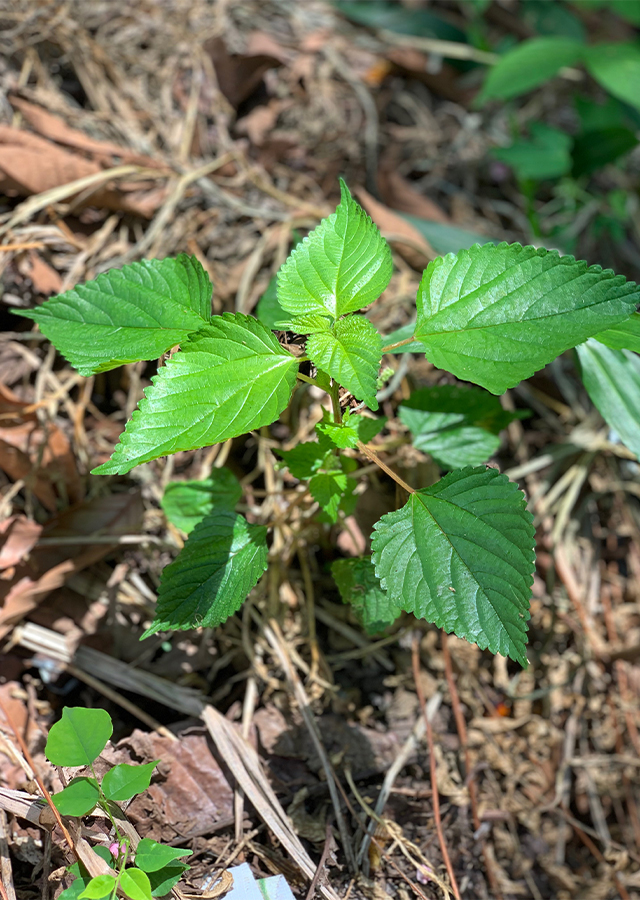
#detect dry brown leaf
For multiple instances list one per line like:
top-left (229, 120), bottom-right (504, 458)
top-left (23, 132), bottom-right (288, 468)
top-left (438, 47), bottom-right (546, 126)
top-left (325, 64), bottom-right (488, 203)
top-left (205, 35), bottom-right (284, 108)
top-left (24, 250), bottom-right (62, 295)
top-left (354, 186), bottom-right (435, 269)
top-left (0, 438), bottom-right (58, 511)
top-left (378, 168), bottom-right (449, 223)
top-left (9, 95), bottom-right (164, 169)
top-left (0, 517), bottom-right (42, 571)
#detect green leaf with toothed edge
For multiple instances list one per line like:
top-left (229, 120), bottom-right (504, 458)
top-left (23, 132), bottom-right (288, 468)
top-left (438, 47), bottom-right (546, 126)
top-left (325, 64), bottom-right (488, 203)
top-left (14, 255), bottom-right (212, 377)
top-left (161, 469), bottom-right (242, 534)
top-left (309, 471), bottom-right (349, 523)
top-left (593, 312), bottom-right (640, 354)
top-left (92, 313), bottom-right (299, 476)
top-left (142, 510), bottom-right (268, 637)
top-left (306, 316), bottom-right (383, 411)
top-left (414, 242), bottom-right (640, 395)
top-left (371, 466), bottom-right (535, 666)
top-left (331, 556), bottom-right (401, 634)
top-left (276, 179), bottom-right (393, 319)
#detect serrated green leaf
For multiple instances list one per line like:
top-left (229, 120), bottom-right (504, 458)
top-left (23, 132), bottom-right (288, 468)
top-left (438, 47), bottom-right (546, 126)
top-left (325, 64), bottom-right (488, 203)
top-left (92, 314), bottom-right (299, 475)
top-left (414, 242), bottom-right (640, 395)
top-left (277, 180), bottom-right (392, 319)
top-left (45, 707), bottom-right (113, 767)
top-left (52, 777), bottom-right (100, 817)
top-left (585, 42), bottom-right (640, 112)
top-left (276, 441), bottom-right (329, 479)
top-left (593, 312), bottom-right (640, 353)
top-left (576, 339), bottom-right (640, 458)
top-left (274, 313), bottom-right (332, 334)
top-left (306, 316), bottom-right (382, 410)
top-left (161, 469), bottom-right (242, 534)
top-left (14, 255), bottom-right (212, 376)
top-left (331, 557), bottom-right (401, 634)
top-left (142, 511), bottom-right (267, 637)
top-left (316, 409), bottom-right (386, 450)
top-left (399, 384), bottom-right (522, 469)
top-left (478, 37), bottom-right (584, 104)
top-left (78, 874), bottom-right (116, 899)
top-left (135, 839), bottom-right (192, 874)
top-left (309, 471), bottom-right (348, 522)
top-left (120, 868), bottom-right (153, 900)
top-left (371, 466), bottom-right (535, 665)
top-left (101, 761), bottom-right (158, 802)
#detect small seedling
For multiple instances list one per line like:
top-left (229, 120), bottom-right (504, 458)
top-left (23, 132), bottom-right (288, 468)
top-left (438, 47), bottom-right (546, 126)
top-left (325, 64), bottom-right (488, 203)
top-left (46, 707), bottom-right (191, 899)
top-left (17, 180), bottom-right (640, 666)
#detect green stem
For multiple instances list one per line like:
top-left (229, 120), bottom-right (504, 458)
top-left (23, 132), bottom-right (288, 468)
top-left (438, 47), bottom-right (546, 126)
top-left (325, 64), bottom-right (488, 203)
top-left (329, 380), bottom-right (342, 424)
top-left (296, 371), bottom-right (320, 387)
top-left (381, 335), bottom-right (416, 353)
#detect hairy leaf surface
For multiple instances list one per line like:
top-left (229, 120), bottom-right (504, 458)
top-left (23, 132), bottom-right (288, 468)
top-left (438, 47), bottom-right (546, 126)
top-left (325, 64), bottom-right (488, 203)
top-left (306, 315), bottom-right (382, 410)
top-left (576, 339), bottom-right (640, 459)
top-left (414, 242), bottom-right (639, 394)
top-left (277, 180), bottom-right (392, 319)
top-left (331, 556), bottom-right (401, 633)
top-left (93, 314), bottom-right (299, 475)
top-left (593, 312), bottom-right (640, 353)
top-left (16, 255), bottom-right (212, 376)
top-left (143, 511), bottom-right (268, 636)
top-left (371, 466), bottom-right (535, 665)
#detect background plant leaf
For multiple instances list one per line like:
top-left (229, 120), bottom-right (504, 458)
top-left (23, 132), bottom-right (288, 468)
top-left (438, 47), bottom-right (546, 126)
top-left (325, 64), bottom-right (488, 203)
top-left (45, 707), bottom-right (113, 766)
top-left (331, 556), bottom-right (401, 633)
top-left (399, 384), bottom-right (524, 469)
top-left (593, 312), bottom-right (640, 353)
top-left (371, 466), bottom-right (535, 665)
top-left (276, 441), bottom-right (330, 479)
top-left (277, 180), bottom-right (392, 319)
top-left (576, 339), bottom-right (640, 459)
top-left (478, 36), bottom-right (584, 103)
top-left (492, 123), bottom-right (572, 181)
top-left (316, 409), bottom-right (386, 450)
top-left (161, 469), bottom-right (242, 534)
top-left (585, 42), bottom-right (640, 112)
top-left (93, 314), bottom-right (299, 475)
top-left (414, 242), bottom-right (640, 394)
top-left (15, 255), bottom-right (212, 376)
top-left (142, 510), bottom-right (268, 637)
top-left (309, 471), bottom-right (349, 522)
top-left (306, 315), bottom-right (382, 410)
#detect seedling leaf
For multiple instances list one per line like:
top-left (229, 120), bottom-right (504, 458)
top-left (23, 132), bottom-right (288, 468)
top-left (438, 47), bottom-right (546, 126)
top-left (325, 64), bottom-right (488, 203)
top-left (135, 839), bottom-right (192, 873)
top-left (15, 255), bottom-right (212, 376)
top-left (478, 36), bottom-right (584, 103)
top-left (576, 338), bottom-right (640, 459)
top-left (306, 315), bottom-right (383, 410)
top-left (309, 471), bottom-right (349, 522)
top-left (371, 466), bottom-right (535, 665)
top-left (101, 761), bottom-right (158, 802)
top-left (119, 868), bottom-right (153, 900)
top-left (92, 314), bottom-right (299, 475)
top-left (51, 777), bottom-right (100, 817)
top-left (78, 875), bottom-right (116, 899)
top-left (143, 510), bottom-right (268, 636)
top-left (331, 556), bottom-right (401, 634)
top-left (414, 242), bottom-right (640, 394)
top-left (277, 180), bottom-right (392, 319)
top-left (45, 707), bottom-right (113, 766)
top-left (161, 469), bottom-right (242, 534)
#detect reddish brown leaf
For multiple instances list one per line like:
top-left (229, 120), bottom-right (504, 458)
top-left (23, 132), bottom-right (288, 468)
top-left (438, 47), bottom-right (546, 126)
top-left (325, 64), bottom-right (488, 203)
top-left (0, 516), bottom-right (42, 571)
top-left (354, 186), bottom-right (435, 269)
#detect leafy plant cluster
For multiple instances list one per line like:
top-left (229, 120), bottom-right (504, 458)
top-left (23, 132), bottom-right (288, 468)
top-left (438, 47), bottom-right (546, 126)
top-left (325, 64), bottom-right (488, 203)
top-left (16, 181), bottom-right (640, 666)
top-left (46, 707), bottom-right (191, 899)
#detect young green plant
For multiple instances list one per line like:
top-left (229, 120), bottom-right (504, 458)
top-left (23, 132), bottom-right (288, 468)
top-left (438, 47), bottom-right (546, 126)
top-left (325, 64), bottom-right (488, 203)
top-left (17, 180), bottom-right (640, 666)
top-left (46, 707), bottom-right (191, 899)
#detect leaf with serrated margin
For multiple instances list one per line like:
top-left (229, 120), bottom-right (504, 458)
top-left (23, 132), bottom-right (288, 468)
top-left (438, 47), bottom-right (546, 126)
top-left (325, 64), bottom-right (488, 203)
top-left (576, 339), bottom-right (640, 459)
top-left (399, 384), bottom-right (524, 469)
top-left (331, 556), bottom-right (401, 634)
top-left (142, 510), bottom-right (268, 637)
top-left (316, 409), bottom-right (386, 450)
top-left (161, 469), bottom-right (241, 534)
top-left (274, 313), bottom-right (332, 334)
top-left (277, 180), bottom-right (392, 319)
top-left (14, 255), bottom-right (212, 377)
top-left (593, 312), bottom-right (640, 353)
top-left (309, 471), bottom-right (348, 523)
top-left (306, 316), bottom-right (382, 410)
top-left (371, 466), bottom-right (535, 665)
top-left (414, 242), bottom-right (640, 395)
top-left (276, 442), bottom-right (329, 479)
top-left (93, 314), bottom-right (299, 475)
